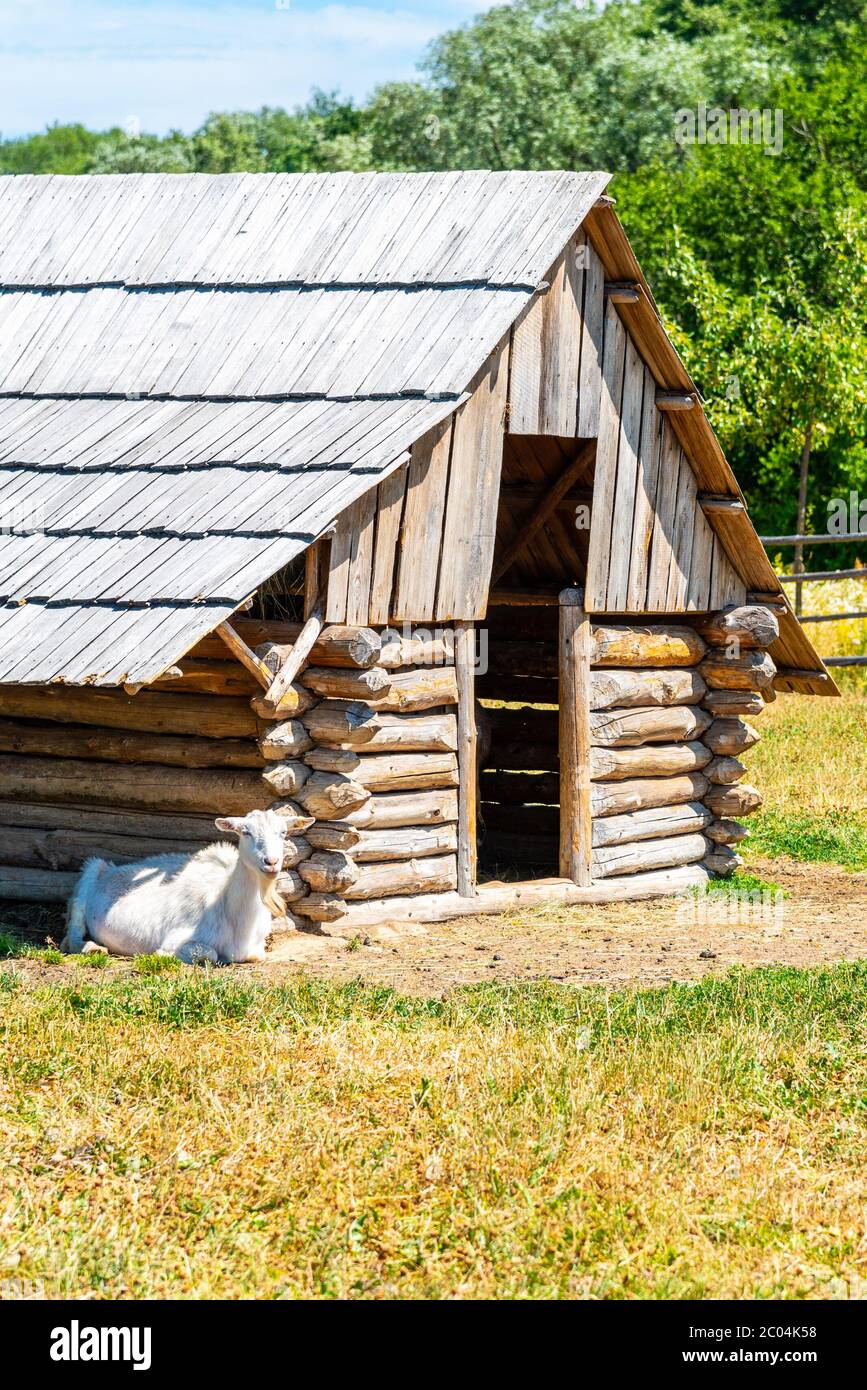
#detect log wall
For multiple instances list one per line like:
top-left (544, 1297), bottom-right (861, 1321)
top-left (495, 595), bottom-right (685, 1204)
top-left (262, 621), bottom-right (461, 924)
top-left (0, 604), bottom-right (775, 915)
top-left (0, 620), bottom-right (462, 914)
top-left (478, 603), bottom-right (776, 883)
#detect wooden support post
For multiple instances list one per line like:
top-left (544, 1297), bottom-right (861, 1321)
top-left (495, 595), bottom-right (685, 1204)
top-left (261, 607), bottom-right (324, 713)
top-left (605, 281), bottom-right (641, 303)
top-left (454, 620), bottom-right (478, 897)
top-left (559, 588), bottom-right (593, 886)
top-left (304, 540), bottom-right (325, 621)
top-left (215, 621), bottom-right (272, 689)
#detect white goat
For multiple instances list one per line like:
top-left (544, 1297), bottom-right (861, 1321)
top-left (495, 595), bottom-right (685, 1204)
top-left (61, 809), bottom-right (313, 964)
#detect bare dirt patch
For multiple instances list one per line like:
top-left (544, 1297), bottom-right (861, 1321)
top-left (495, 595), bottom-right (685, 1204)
top-left (5, 858), bottom-right (866, 997)
top-left (261, 857), bottom-right (867, 996)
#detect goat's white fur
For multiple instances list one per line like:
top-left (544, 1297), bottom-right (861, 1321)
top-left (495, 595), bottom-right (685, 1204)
top-left (62, 809), bottom-right (313, 964)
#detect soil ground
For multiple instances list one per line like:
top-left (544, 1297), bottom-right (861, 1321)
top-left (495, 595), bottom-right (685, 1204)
top-left (261, 857), bottom-right (867, 996)
top-left (9, 855), bottom-right (865, 997)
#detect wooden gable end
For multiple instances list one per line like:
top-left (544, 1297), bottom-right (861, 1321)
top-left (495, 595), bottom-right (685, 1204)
top-left (507, 230), bottom-right (604, 440)
top-left (320, 203), bottom-right (795, 625)
top-left (325, 341), bottom-right (510, 625)
top-left (584, 301), bottom-right (746, 614)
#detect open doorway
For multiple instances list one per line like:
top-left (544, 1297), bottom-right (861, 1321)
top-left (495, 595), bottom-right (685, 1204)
top-left (476, 434), bottom-right (595, 881)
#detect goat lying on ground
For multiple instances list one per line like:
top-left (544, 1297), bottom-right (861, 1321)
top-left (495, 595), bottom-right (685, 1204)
top-left (61, 808), bottom-right (314, 964)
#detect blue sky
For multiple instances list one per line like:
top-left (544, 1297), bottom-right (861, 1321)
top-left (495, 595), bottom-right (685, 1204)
top-left (0, 0), bottom-right (484, 138)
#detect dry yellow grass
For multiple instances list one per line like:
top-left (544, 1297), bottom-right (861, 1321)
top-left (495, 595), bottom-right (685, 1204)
top-left (795, 570), bottom-right (867, 664)
top-left (748, 687), bottom-right (866, 819)
top-left (738, 681), bottom-right (867, 869)
top-left (2, 964), bottom-right (867, 1300)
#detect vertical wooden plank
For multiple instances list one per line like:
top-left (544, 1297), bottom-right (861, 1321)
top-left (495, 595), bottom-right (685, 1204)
top-left (686, 504), bottom-right (714, 611)
top-left (345, 488), bottom-right (377, 626)
top-left (327, 491), bottom-right (376, 625)
top-left (723, 552), bottom-right (748, 607)
top-left (577, 236), bottom-right (605, 438)
top-left (584, 300), bottom-right (626, 611)
top-left (559, 588), bottom-right (593, 886)
top-left (646, 417), bottom-right (680, 612)
top-left (508, 243), bottom-right (582, 439)
top-left (507, 295), bottom-right (545, 435)
top-left (605, 335), bottom-right (644, 611)
top-left (436, 338), bottom-right (510, 620)
top-left (665, 449), bottom-right (697, 609)
top-left (368, 463), bottom-right (407, 624)
top-left (625, 365), bottom-right (663, 611)
top-left (325, 513), bottom-right (351, 624)
top-left (454, 620), bottom-right (477, 897)
top-left (541, 240), bottom-right (582, 437)
top-left (707, 532), bottom-right (747, 610)
top-left (708, 537), bottom-right (724, 612)
top-left (392, 417), bottom-right (452, 621)
top-left (304, 539), bottom-right (326, 620)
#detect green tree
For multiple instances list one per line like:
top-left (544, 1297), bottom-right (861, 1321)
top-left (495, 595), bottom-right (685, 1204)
top-left (259, 92), bottom-right (372, 172)
top-left (616, 44), bottom-right (867, 552)
top-left (191, 112), bottom-right (267, 172)
top-left (0, 123), bottom-right (103, 174)
top-left (370, 0), bottom-right (782, 172)
top-left (89, 131), bottom-right (194, 174)
top-left (625, 211), bottom-right (867, 567)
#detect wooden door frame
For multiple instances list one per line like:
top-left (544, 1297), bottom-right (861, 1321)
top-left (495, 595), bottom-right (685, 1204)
top-left (558, 588), bottom-right (593, 885)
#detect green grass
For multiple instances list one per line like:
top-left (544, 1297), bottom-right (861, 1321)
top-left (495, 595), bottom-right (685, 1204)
top-left (699, 871), bottom-right (786, 897)
top-left (744, 810), bottom-right (867, 872)
top-left (3, 962), bottom-right (867, 1298)
top-left (740, 686), bottom-right (867, 872)
top-left (0, 932), bottom-right (64, 964)
top-left (76, 951), bottom-right (111, 970)
top-left (133, 952), bottom-right (182, 976)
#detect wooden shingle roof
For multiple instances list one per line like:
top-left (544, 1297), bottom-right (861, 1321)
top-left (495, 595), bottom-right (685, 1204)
top-left (0, 170), bottom-right (608, 684)
top-left (0, 169), bottom-right (832, 692)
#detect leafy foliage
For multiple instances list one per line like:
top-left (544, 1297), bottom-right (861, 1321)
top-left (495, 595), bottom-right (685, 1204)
top-left (1, 0), bottom-right (864, 547)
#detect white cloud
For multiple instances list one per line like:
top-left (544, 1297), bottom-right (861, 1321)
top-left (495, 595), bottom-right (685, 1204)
top-left (0, 0), bottom-right (483, 136)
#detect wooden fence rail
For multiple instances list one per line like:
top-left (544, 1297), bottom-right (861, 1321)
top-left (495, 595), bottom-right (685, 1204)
top-left (777, 568), bottom-right (865, 584)
top-left (759, 533), bottom-right (865, 666)
top-left (760, 533), bottom-right (865, 546)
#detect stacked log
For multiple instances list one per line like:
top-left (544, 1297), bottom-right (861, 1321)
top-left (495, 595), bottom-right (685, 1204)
top-left (0, 628), bottom-right (376, 899)
top-left (0, 682), bottom-right (272, 897)
top-left (694, 606), bottom-right (778, 873)
top-left (0, 605), bottom-right (776, 910)
top-left (479, 608), bottom-right (776, 883)
top-left (480, 621), bottom-right (712, 876)
top-left (251, 624), bottom-right (461, 924)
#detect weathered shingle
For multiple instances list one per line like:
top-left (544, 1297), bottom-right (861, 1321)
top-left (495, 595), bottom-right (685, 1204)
top-left (0, 171), bottom-right (610, 684)
top-left (0, 171), bottom-right (609, 289)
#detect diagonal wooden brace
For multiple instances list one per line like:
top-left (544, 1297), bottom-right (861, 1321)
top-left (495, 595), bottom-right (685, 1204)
top-left (216, 620), bottom-right (273, 689)
top-left (261, 607), bottom-right (324, 712)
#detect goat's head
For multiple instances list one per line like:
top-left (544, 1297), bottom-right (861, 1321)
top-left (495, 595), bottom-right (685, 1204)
top-left (215, 809), bottom-right (311, 879)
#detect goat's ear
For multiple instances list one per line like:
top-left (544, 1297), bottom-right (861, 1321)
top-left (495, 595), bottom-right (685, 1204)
top-left (215, 816), bottom-right (244, 836)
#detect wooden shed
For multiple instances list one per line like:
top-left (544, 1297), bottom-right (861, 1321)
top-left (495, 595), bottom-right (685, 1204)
top-left (0, 171), bottom-right (837, 930)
